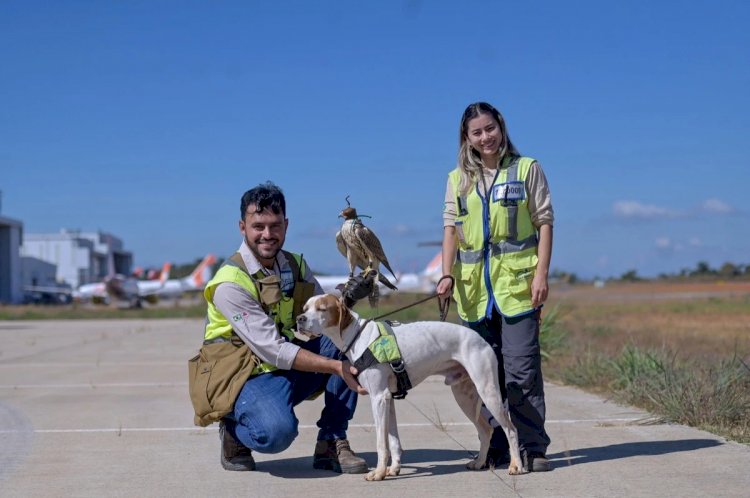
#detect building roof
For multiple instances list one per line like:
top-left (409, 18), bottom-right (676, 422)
top-left (0, 215), bottom-right (23, 231)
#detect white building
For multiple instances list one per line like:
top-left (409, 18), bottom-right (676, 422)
top-left (21, 230), bottom-right (133, 289)
top-left (0, 215), bottom-right (24, 304)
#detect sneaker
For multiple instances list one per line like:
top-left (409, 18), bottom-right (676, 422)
top-left (219, 421), bottom-right (256, 471)
top-left (524, 450), bottom-right (551, 472)
top-left (481, 447), bottom-right (511, 469)
top-left (312, 439), bottom-right (368, 474)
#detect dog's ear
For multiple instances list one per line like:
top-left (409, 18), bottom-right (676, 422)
top-left (337, 296), bottom-right (354, 331)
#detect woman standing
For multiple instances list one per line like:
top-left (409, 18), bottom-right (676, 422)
top-left (436, 102), bottom-right (554, 472)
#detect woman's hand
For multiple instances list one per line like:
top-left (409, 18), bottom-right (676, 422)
top-left (436, 275), bottom-right (454, 304)
top-left (530, 272), bottom-right (549, 308)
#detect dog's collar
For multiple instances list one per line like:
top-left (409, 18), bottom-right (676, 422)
top-left (340, 318), bottom-right (372, 356)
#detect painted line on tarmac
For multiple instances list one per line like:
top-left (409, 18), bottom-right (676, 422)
top-left (0, 382), bottom-right (188, 389)
top-left (0, 418), bottom-right (647, 434)
top-left (0, 362), bottom-right (185, 368)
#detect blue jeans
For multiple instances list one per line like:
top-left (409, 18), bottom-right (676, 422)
top-left (222, 336), bottom-right (358, 454)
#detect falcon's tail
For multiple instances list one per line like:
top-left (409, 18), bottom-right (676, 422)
top-left (378, 273), bottom-right (398, 291)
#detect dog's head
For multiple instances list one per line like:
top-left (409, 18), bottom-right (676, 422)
top-left (296, 294), bottom-right (355, 342)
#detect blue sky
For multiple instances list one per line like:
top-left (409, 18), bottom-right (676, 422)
top-left (2, 1), bottom-right (748, 279)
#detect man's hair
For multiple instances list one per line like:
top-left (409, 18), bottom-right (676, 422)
top-left (240, 181), bottom-right (286, 220)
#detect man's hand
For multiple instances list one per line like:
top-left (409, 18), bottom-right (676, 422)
top-left (338, 270), bottom-right (376, 307)
top-left (339, 360), bottom-right (368, 395)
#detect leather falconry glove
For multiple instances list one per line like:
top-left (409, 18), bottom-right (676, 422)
top-left (337, 270), bottom-right (377, 308)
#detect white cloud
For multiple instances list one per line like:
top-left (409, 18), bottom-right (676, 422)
top-left (655, 237), bottom-right (672, 249)
top-left (613, 201), bottom-right (683, 220)
top-left (701, 198), bottom-right (735, 214)
top-left (689, 237), bottom-right (702, 247)
top-left (654, 237), bottom-right (684, 252)
top-left (393, 224), bottom-right (413, 235)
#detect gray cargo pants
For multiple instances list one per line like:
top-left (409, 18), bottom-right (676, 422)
top-left (468, 307), bottom-right (551, 454)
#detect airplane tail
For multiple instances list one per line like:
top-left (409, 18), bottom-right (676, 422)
top-left (158, 262), bottom-right (172, 285)
top-left (389, 251), bottom-right (443, 293)
top-left (423, 251), bottom-right (442, 281)
top-left (183, 254), bottom-right (216, 290)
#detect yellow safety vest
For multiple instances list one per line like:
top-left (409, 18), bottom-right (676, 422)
top-left (448, 155), bottom-right (539, 322)
top-left (203, 250), bottom-right (308, 376)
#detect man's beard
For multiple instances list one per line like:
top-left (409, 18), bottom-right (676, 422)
top-left (245, 234), bottom-right (281, 262)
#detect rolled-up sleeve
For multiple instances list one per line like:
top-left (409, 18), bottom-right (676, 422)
top-left (443, 176), bottom-right (457, 227)
top-left (212, 282), bottom-right (301, 370)
top-left (527, 161), bottom-right (555, 227)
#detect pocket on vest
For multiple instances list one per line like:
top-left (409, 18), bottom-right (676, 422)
top-left (453, 261), bottom-right (481, 305)
top-left (501, 259), bottom-right (536, 298)
top-left (188, 342), bottom-right (257, 426)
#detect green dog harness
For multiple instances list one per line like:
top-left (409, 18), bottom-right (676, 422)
top-left (352, 321), bottom-right (412, 399)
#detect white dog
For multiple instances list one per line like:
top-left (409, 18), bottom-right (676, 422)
top-left (296, 294), bottom-right (523, 481)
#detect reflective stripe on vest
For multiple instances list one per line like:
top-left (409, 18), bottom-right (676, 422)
top-left (448, 156), bottom-right (539, 321)
top-left (203, 251), bottom-right (304, 376)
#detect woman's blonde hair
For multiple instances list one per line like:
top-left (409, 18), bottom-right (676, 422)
top-left (456, 102), bottom-right (519, 195)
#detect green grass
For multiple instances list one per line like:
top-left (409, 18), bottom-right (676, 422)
top-left (539, 304), bottom-right (567, 360)
top-left (557, 344), bottom-right (750, 444)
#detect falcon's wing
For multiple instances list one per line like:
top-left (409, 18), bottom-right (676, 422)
top-left (337, 228), bottom-right (369, 271)
top-left (354, 223), bottom-right (398, 279)
top-left (338, 227), bottom-right (397, 290)
top-left (335, 230), bottom-right (348, 259)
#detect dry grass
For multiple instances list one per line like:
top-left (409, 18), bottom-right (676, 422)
top-left (548, 283), bottom-right (750, 363)
top-left (544, 281), bottom-right (750, 444)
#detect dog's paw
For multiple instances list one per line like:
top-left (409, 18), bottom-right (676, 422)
top-left (365, 468), bottom-right (388, 481)
top-left (387, 464), bottom-right (401, 476)
top-left (507, 460), bottom-right (524, 475)
top-left (466, 458), bottom-right (484, 471)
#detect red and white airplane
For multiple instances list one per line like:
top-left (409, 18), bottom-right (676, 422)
top-left (73, 261), bottom-right (172, 307)
top-left (147, 254), bottom-right (216, 299)
top-left (73, 254), bottom-right (215, 307)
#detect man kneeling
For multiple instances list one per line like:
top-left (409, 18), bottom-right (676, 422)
top-left (199, 182), bottom-right (373, 473)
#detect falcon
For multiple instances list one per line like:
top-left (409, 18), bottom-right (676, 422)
top-left (336, 200), bottom-right (398, 306)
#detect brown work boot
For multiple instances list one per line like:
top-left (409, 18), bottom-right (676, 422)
top-left (219, 421), bottom-right (256, 471)
top-left (312, 439), bottom-right (368, 474)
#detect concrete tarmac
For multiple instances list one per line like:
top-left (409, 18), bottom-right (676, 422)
top-left (1, 318), bottom-right (748, 497)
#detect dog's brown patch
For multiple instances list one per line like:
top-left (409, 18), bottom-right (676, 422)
top-left (313, 294), bottom-right (354, 339)
top-left (337, 297), bottom-right (354, 331)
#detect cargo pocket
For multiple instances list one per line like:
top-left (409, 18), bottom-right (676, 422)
top-left (502, 258), bottom-right (537, 300)
top-left (187, 341), bottom-right (257, 427)
top-left (453, 261), bottom-right (481, 307)
top-left (188, 352), bottom-right (215, 426)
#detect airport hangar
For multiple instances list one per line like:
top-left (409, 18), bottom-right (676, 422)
top-left (0, 215), bottom-right (23, 304)
top-left (0, 220), bottom-right (133, 304)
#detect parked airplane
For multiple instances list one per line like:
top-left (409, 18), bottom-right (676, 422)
top-left (315, 251), bottom-right (442, 295)
top-left (147, 254), bottom-right (216, 299)
top-left (73, 261), bottom-right (172, 307)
